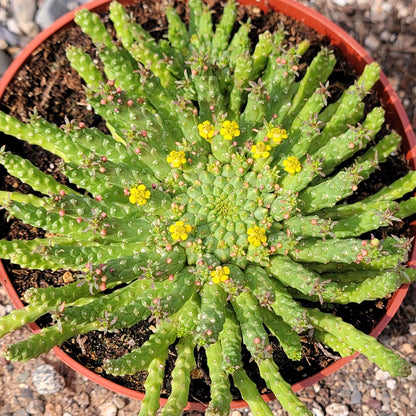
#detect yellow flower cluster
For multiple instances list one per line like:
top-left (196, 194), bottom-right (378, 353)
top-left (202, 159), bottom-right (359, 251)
top-left (198, 121), bottom-right (215, 141)
top-left (220, 120), bottom-right (240, 141)
top-left (283, 156), bottom-right (302, 174)
top-left (169, 220), bottom-right (192, 241)
top-left (198, 120), bottom-right (241, 142)
top-left (167, 150), bottom-right (186, 168)
top-left (267, 127), bottom-right (288, 145)
top-left (251, 141), bottom-right (271, 159)
top-left (247, 226), bottom-right (267, 247)
top-left (129, 184), bottom-right (150, 206)
top-left (211, 265), bottom-right (230, 284)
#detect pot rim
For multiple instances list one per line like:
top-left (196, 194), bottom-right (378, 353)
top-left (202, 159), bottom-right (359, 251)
top-left (0, 0), bottom-right (414, 411)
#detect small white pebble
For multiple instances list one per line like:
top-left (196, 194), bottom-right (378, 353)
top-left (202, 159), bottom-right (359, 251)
top-left (386, 379), bottom-right (397, 390)
top-left (375, 369), bottom-right (390, 381)
top-left (408, 322), bottom-right (416, 336)
top-left (325, 403), bottom-right (349, 416)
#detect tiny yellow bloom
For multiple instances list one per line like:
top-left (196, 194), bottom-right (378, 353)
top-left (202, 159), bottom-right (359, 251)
top-left (251, 141), bottom-right (271, 159)
top-left (211, 265), bottom-right (230, 284)
top-left (267, 127), bottom-right (288, 145)
top-left (129, 184), bottom-right (151, 206)
top-left (220, 120), bottom-right (240, 141)
top-left (247, 226), bottom-right (267, 247)
top-left (198, 120), bottom-right (216, 141)
top-left (167, 150), bottom-right (186, 168)
top-left (169, 220), bottom-right (192, 241)
top-left (283, 156), bottom-right (302, 175)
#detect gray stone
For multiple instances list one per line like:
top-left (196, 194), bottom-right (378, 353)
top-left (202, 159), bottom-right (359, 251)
top-left (0, 25), bottom-right (20, 47)
top-left (12, 410), bottom-right (29, 416)
top-left (350, 389), bottom-right (362, 405)
top-left (10, 0), bottom-right (39, 37)
top-left (112, 397), bottom-right (126, 409)
top-left (32, 364), bottom-right (65, 395)
top-left (20, 386), bottom-right (33, 399)
top-left (0, 49), bottom-right (12, 77)
top-left (26, 399), bottom-right (45, 415)
top-left (17, 371), bottom-right (30, 383)
top-left (6, 17), bottom-right (20, 36)
top-left (35, 0), bottom-right (70, 30)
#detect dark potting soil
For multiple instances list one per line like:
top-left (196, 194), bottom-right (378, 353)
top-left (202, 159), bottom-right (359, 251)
top-left (0, 0), bottom-right (413, 403)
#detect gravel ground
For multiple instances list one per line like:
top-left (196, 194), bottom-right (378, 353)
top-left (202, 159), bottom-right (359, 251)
top-left (0, 0), bottom-right (415, 415)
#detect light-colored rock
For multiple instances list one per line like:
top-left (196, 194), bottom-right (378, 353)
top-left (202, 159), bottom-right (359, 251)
top-left (35, 0), bottom-right (70, 30)
top-left (32, 364), bottom-right (65, 395)
top-left (325, 403), bottom-right (349, 416)
top-left (10, 0), bottom-right (39, 37)
top-left (98, 402), bottom-right (118, 416)
top-left (26, 399), bottom-right (45, 415)
top-left (375, 369), bottom-right (390, 381)
top-left (364, 34), bottom-right (381, 51)
top-left (408, 322), bottom-right (416, 336)
top-left (386, 379), bottom-right (397, 390)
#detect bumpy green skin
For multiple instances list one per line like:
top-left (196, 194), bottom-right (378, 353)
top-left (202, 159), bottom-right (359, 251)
top-left (205, 340), bottom-right (233, 416)
top-left (258, 358), bottom-right (312, 416)
top-left (138, 354), bottom-right (168, 416)
top-left (307, 308), bottom-right (411, 377)
top-left (0, 1), bottom-right (415, 415)
top-left (159, 336), bottom-right (196, 416)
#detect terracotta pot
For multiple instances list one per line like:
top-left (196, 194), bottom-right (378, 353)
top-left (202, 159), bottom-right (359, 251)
top-left (0, 0), bottom-right (414, 411)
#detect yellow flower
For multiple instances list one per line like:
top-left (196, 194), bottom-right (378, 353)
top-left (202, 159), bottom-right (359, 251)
top-left (211, 265), bottom-right (230, 284)
top-left (251, 141), bottom-right (271, 159)
top-left (220, 120), bottom-right (240, 141)
top-left (129, 184), bottom-right (151, 206)
top-left (247, 226), bottom-right (267, 247)
top-left (169, 220), bottom-right (192, 241)
top-left (267, 127), bottom-right (288, 145)
top-left (167, 150), bottom-right (186, 168)
top-left (198, 120), bottom-right (216, 141)
top-left (283, 156), bottom-right (302, 175)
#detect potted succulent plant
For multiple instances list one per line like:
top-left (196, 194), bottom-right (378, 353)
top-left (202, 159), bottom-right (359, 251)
top-left (0, 0), bottom-right (415, 415)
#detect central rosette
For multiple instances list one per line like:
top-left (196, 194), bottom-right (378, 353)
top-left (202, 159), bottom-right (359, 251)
top-left (159, 119), bottom-right (295, 269)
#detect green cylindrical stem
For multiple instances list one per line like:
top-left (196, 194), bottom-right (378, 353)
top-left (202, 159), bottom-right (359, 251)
top-left (258, 358), bottom-right (313, 416)
top-left (231, 291), bottom-right (272, 360)
top-left (195, 282), bottom-right (228, 346)
top-left (0, 304), bottom-right (49, 339)
top-left (66, 45), bottom-right (104, 90)
top-left (232, 367), bottom-right (275, 416)
top-left (218, 308), bottom-right (243, 374)
top-left (138, 353), bottom-right (169, 416)
top-left (307, 308), bottom-right (411, 377)
top-left (205, 340), bottom-right (233, 416)
top-left (104, 321), bottom-right (177, 376)
top-left (3, 321), bottom-right (100, 361)
top-left (212, 0), bottom-right (237, 57)
top-left (260, 307), bottom-right (302, 361)
top-left (159, 336), bottom-right (196, 416)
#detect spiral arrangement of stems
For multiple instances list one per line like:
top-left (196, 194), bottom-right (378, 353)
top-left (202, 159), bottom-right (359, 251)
top-left (0, 1), bottom-right (416, 415)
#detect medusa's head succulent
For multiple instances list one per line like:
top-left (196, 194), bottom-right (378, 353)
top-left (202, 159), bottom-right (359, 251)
top-left (0, 1), bottom-right (416, 415)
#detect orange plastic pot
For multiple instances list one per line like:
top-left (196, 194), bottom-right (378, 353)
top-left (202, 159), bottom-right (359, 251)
top-left (0, 0), bottom-right (415, 411)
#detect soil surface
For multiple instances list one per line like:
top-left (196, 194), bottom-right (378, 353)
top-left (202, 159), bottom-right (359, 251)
top-left (0, 1), bottom-right (415, 416)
